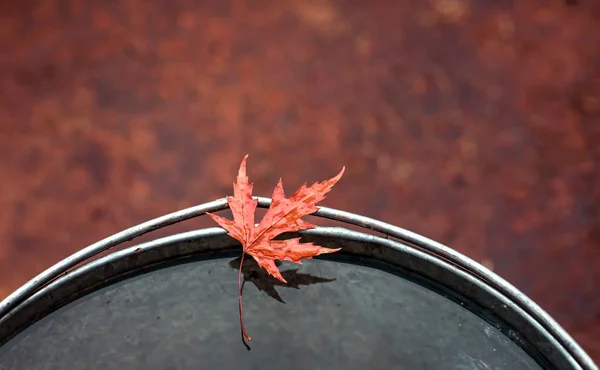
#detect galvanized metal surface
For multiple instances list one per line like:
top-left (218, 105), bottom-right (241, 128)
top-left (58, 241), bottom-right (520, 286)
top-left (0, 229), bottom-right (544, 369)
top-left (0, 200), bottom-right (596, 369)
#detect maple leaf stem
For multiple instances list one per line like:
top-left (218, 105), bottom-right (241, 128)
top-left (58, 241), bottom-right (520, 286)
top-left (238, 251), bottom-right (251, 341)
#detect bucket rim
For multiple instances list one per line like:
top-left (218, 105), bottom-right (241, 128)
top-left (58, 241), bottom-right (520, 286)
top-left (0, 226), bottom-right (582, 369)
top-left (0, 197), bottom-right (596, 370)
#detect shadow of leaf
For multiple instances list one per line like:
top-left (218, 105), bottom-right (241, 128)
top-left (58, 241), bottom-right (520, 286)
top-left (228, 257), bottom-right (336, 304)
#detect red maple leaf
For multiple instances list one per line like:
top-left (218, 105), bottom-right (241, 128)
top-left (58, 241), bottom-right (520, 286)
top-left (208, 155), bottom-right (344, 341)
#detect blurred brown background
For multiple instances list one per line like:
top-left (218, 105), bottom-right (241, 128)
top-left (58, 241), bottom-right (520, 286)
top-left (0, 0), bottom-right (599, 362)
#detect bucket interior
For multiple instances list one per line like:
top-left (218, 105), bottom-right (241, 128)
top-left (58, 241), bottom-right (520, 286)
top-left (0, 229), bottom-right (566, 370)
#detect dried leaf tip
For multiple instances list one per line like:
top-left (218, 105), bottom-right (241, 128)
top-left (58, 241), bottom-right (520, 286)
top-left (237, 154), bottom-right (250, 182)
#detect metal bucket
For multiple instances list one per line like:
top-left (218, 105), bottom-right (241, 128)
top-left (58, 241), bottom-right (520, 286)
top-left (0, 198), bottom-right (596, 370)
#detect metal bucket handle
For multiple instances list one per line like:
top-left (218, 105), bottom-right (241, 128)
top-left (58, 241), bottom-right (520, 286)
top-left (0, 197), bottom-right (596, 370)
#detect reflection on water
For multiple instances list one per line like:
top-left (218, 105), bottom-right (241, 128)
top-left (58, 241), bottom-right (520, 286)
top-left (228, 257), bottom-right (336, 303)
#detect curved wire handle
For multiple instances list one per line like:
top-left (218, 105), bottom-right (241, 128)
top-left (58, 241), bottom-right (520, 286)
top-left (0, 197), bottom-right (596, 370)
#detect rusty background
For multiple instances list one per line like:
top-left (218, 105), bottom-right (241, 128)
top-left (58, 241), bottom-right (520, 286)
top-left (0, 0), bottom-right (599, 362)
